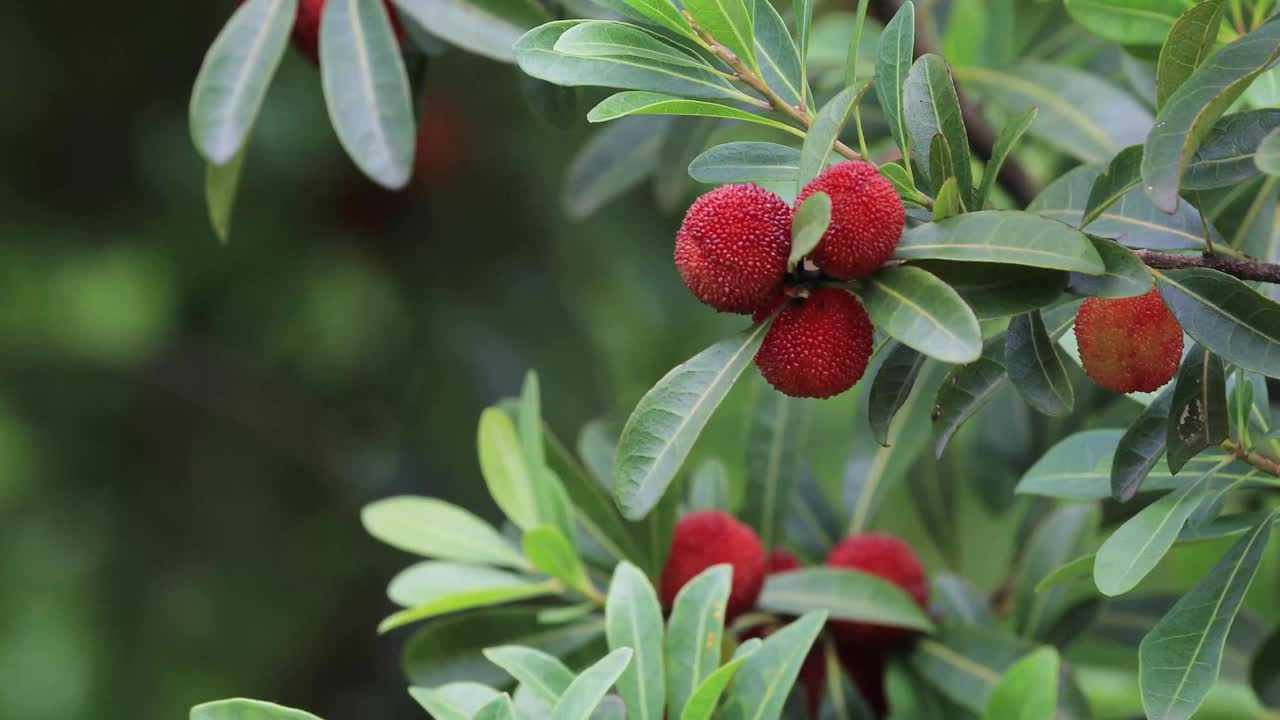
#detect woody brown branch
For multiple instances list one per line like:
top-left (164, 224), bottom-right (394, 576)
top-left (1136, 250), bottom-right (1280, 284)
top-left (1222, 439), bottom-right (1280, 477)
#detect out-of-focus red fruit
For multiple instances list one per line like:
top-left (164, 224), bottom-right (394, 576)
top-left (660, 510), bottom-right (767, 621)
top-left (754, 289), bottom-right (874, 399)
top-left (795, 162), bottom-right (904, 279)
top-left (825, 534), bottom-right (929, 649)
top-left (239, 0), bottom-right (406, 66)
top-left (767, 548), bottom-right (801, 574)
top-left (674, 184), bottom-right (793, 314)
top-left (1074, 288), bottom-right (1184, 393)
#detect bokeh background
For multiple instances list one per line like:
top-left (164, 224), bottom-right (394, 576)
top-left (0, 4), bottom-right (749, 718)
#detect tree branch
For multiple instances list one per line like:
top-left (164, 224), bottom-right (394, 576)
top-left (1222, 439), bottom-right (1280, 477)
top-left (868, 0), bottom-right (1041, 208)
top-left (1136, 250), bottom-right (1280, 284)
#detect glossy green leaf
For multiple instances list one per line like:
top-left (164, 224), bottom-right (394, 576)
top-left (914, 261), bottom-right (1065, 320)
top-left (789, 192), bottom-right (831, 270)
top-left (753, 0), bottom-right (806, 109)
top-left (474, 694), bottom-right (518, 720)
top-left (932, 177), bottom-right (964, 220)
top-left (926, 134), bottom-right (955, 198)
top-left (666, 565), bottom-right (732, 718)
top-left (587, 92), bottom-right (803, 137)
top-left (875, 1), bottom-right (915, 166)
top-left (1068, 236), bottom-right (1153, 299)
top-left (797, 81), bottom-right (870, 193)
top-left (514, 22), bottom-right (746, 101)
top-left (981, 648), bottom-right (1058, 720)
top-left (1156, 0), bottom-right (1227, 111)
top-left (1143, 15), bottom-right (1280, 213)
top-left (379, 564), bottom-right (556, 632)
top-left (758, 568), bottom-right (934, 631)
top-left (688, 142), bottom-right (802, 185)
top-left (362, 495), bottom-right (527, 568)
top-left (1167, 344), bottom-right (1229, 474)
top-left (551, 648), bottom-right (633, 720)
top-left (688, 459), bottom-right (730, 512)
top-left (868, 342), bottom-right (926, 446)
top-left (1094, 467), bottom-right (1217, 597)
top-left (553, 22), bottom-right (711, 71)
top-left (1156, 268), bottom-right (1280, 377)
top-left (409, 683), bottom-right (501, 720)
top-left (905, 54), bottom-right (972, 202)
top-left (682, 0), bottom-right (757, 76)
top-left (1082, 145), bottom-right (1144, 229)
top-left (744, 384), bottom-right (813, 549)
top-left (604, 562), bottom-right (664, 720)
top-left (718, 612), bottom-right (827, 720)
top-left (678, 640), bottom-right (759, 720)
top-left (524, 525), bottom-right (592, 594)
top-left (1186, 110), bottom-right (1280, 188)
top-left (191, 699), bottom-right (321, 720)
top-left (607, 0), bottom-right (697, 40)
top-left (894, 211), bottom-right (1106, 274)
top-left (1015, 505), bottom-right (1098, 639)
top-left (564, 116), bottom-right (670, 220)
top-left (862, 265), bottom-right (982, 364)
top-left (517, 373), bottom-right (546, 470)
top-left (395, 0), bottom-right (551, 62)
top-left (880, 161), bottom-right (921, 204)
top-left (956, 63), bottom-right (1152, 164)
top-left (320, 0), bottom-right (415, 189)
top-left (1005, 311), bottom-right (1074, 417)
top-left (614, 324), bottom-right (767, 520)
top-left (206, 150), bottom-right (246, 244)
top-left (932, 343), bottom-right (1007, 458)
top-left (1140, 514), bottom-right (1275, 720)
top-left (483, 646), bottom-right (575, 707)
top-left (479, 408), bottom-right (540, 529)
top-left (1065, 0), bottom-right (1196, 47)
top-left (1258, 126), bottom-right (1280, 176)
top-left (1112, 387), bottom-right (1175, 502)
top-left (975, 108), bottom-right (1037, 210)
top-left (189, 0), bottom-right (296, 165)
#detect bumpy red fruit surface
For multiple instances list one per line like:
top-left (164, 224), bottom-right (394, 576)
top-left (754, 289), bottom-right (874, 398)
top-left (796, 162), bottom-right (905, 279)
top-left (241, 0), bottom-right (406, 66)
top-left (826, 534), bottom-right (929, 649)
top-left (674, 184), bottom-right (793, 313)
top-left (1074, 289), bottom-right (1184, 394)
top-left (660, 510), bottom-right (766, 620)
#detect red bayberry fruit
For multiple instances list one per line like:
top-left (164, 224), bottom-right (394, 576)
top-left (825, 534), bottom-right (929, 649)
top-left (795, 162), bottom-right (905, 279)
top-left (1074, 289), bottom-right (1184, 394)
top-left (660, 510), bottom-right (766, 620)
top-left (674, 184), bottom-right (793, 314)
top-left (767, 548), bottom-right (801, 574)
top-left (240, 0), bottom-right (406, 66)
top-left (754, 289), bottom-right (874, 399)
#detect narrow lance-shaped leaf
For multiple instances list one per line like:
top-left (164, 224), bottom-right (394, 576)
top-left (980, 648), bottom-right (1059, 720)
top-left (1155, 0), bottom-right (1228, 112)
top-left (1004, 310), bottom-right (1074, 417)
top-left (378, 563), bottom-right (557, 632)
top-left (1082, 145), bottom-right (1143, 229)
top-left (904, 54), bottom-right (972, 202)
top-left (607, 0), bottom-right (698, 40)
top-left (361, 496), bottom-right (527, 568)
top-left (1156, 267), bottom-right (1280, 378)
top-left (790, 192), bottom-right (831, 270)
top-left (189, 0), bottom-right (297, 165)
top-left (587, 92), bottom-right (804, 138)
top-left (1111, 386), bottom-right (1175, 502)
top-left (894, 211), bottom-right (1106, 274)
top-left (717, 612), bottom-right (828, 720)
top-left (932, 177), bottom-right (964, 221)
top-left (605, 562), bottom-right (665, 720)
top-left (1185, 110), bottom-right (1280, 189)
top-left (482, 646), bottom-right (575, 707)
top-left (1140, 513), bottom-right (1276, 720)
top-left (797, 81), bottom-right (871, 193)
top-left (1064, 0), bottom-right (1194, 47)
top-left (1142, 15), bottom-right (1280, 213)
top-left (478, 408), bottom-right (540, 529)
top-left (614, 324), bottom-right (767, 520)
top-left (688, 142), bottom-right (802, 185)
top-left (1166, 344), bottom-right (1228, 475)
top-left (321, 0), bottom-right (415, 189)
top-left (752, 0), bottom-right (806, 109)
top-left (744, 384), bottom-right (813, 549)
top-left (868, 342), bottom-right (926, 446)
top-left (524, 525), bottom-right (593, 595)
top-left (665, 565), bottom-right (732, 718)
top-left (409, 683), bottom-right (501, 720)
top-left (758, 568), bottom-right (934, 631)
top-left (975, 108), bottom-right (1036, 210)
top-left (395, 0), bottom-right (552, 63)
top-left (875, 1), bottom-right (915, 170)
top-left (551, 648), bottom-right (634, 720)
top-left (1015, 505), bottom-right (1098, 640)
top-left (679, 639), bottom-right (761, 720)
top-left (474, 695), bottom-right (517, 720)
top-left (1067, 236), bottom-right (1153, 299)
top-left (862, 266), bottom-right (982, 364)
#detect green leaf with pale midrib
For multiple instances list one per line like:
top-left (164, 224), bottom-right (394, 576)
top-left (875, 1), bottom-right (915, 170)
top-left (758, 568), bottom-right (934, 631)
top-left (666, 565), bottom-right (732, 719)
top-left (796, 81), bottom-right (871, 193)
top-left (1155, 268), bottom-right (1280, 377)
top-left (862, 265), bottom-right (982, 364)
top-left (1155, 0), bottom-right (1227, 112)
top-left (688, 142), bottom-right (802, 184)
top-left (717, 612), bottom-right (828, 720)
top-left (679, 640), bottom-right (759, 720)
top-left (605, 563), bottom-right (665, 720)
top-left (362, 495), bottom-right (527, 568)
top-left (682, 0), bottom-right (758, 76)
top-left (553, 21), bottom-right (714, 71)
top-left (894, 210), bottom-right (1106, 274)
top-left (904, 54), bottom-right (972, 203)
top-left (1005, 311), bottom-right (1074, 417)
top-left (1186, 110), bottom-right (1280, 189)
top-left (587, 92), bottom-right (803, 137)
top-left (482, 646), bottom-right (575, 707)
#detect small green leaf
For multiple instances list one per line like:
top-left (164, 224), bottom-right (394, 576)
top-left (1004, 311), bottom-right (1074, 417)
top-left (189, 0), bottom-right (296, 165)
top-left (409, 683), bottom-right (501, 720)
top-left (605, 563), bottom-right (665, 720)
top-left (1166, 344), bottom-right (1229, 475)
top-left (678, 639), bottom-right (759, 720)
top-left (868, 342), bottom-right (926, 446)
top-left (474, 694), bottom-right (517, 720)
top-left (682, 0), bottom-right (758, 76)
top-left (688, 142), bottom-right (802, 185)
top-left (1156, 268), bottom-right (1280, 378)
top-left (881, 162), bottom-right (921, 204)
top-left (478, 408), bottom-right (540, 529)
top-left (606, 0), bottom-right (697, 40)
top-left (744, 383), bottom-right (813, 549)
top-left (587, 92), bottom-right (804, 138)
top-left (192, 699), bottom-right (322, 720)
top-left (905, 54), bottom-right (973, 203)
top-left (1257, 126), bottom-right (1280, 177)
top-left (614, 324), bottom-right (767, 520)
top-left (362, 496), bottom-right (527, 568)
top-left (875, 1), bottom-right (916, 168)
top-left (1143, 15), bottom-right (1280, 213)
top-left (753, 0), bottom-right (807, 109)
top-left (524, 525), bottom-right (593, 594)
top-left (1155, 0), bottom-right (1227, 111)
top-left (553, 23), bottom-right (718, 81)
top-left (551, 648), bottom-right (634, 720)
top-left (894, 211), bottom-right (1106, 274)
top-left (1186, 110), bottom-right (1280, 189)
top-left (379, 563), bottom-right (556, 632)
top-left (758, 568), bottom-right (934, 631)
top-left (483, 646), bottom-right (575, 706)
top-left (797, 81), bottom-right (871, 193)
top-left (718, 612), bottom-right (828, 720)
top-left (789, 192), bottom-right (831, 270)
top-left (932, 177), bottom-right (964, 220)
top-left (1111, 387), bottom-right (1175, 502)
top-left (320, 0), bottom-right (415, 189)
top-left (395, 0), bottom-right (551, 62)
top-left (980, 648), bottom-right (1059, 720)
top-left (862, 265), bottom-right (982, 364)
top-left (975, 108), bottom-right (1037, 210)
top-left (1067, 237), bottom-right (1153, 299)
top-left (666, 565), bottom-right (732, 719)
top-left (1082, 145), bottom-right (1144, 229)
top-left (1140, 513), bottom-right (1276, 720)
top-left (206, 150), bottom-right (247, 244)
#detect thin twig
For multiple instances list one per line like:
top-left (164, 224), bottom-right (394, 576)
top-left (689, 19), bottom-right (864, 162)
top-left (1222, 438), bottom-right (1280, 477)
top-left (1135, 249), bottom-right (1280, 284)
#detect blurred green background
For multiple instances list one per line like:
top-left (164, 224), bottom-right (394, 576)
top-left (0, 3), bottom-right (747, 718)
